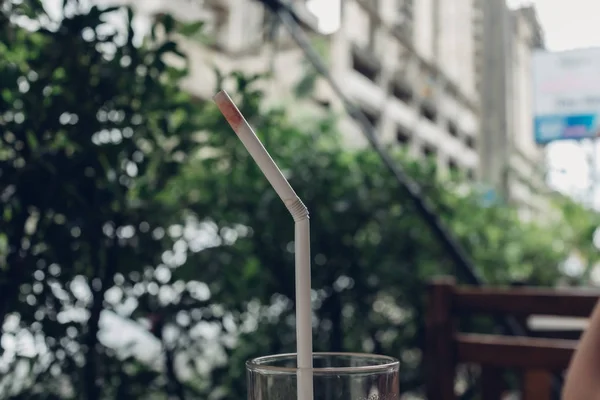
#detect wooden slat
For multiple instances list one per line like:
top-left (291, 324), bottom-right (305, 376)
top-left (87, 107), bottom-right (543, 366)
top-left (481, 367), bottom-right (504, 400)
top-left (453, 287), bottom-right (599, 317)
top-left (426, 278), bottom-right (456, 400)
top-left (529, 330), bottom-right (583, 340)
top-left (455, 333), bottom-right (577, 370)
top-left (523, 370), bottom-right (552, 400)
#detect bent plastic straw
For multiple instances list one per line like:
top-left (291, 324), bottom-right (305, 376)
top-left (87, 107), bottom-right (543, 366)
top-left (213, 90), bottom-right (314, 400)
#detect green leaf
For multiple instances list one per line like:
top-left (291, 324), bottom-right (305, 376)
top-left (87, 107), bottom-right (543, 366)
top-left (156, 41), bottom-right (178, 56)
top-left (294, 70), bottom-right (318, 99)
top-left (161, 14), bottom-right (175, 34)
top-left (25, 132), bottom-right (39, 150)
top-left (178, 21), bottom-right (204, 37)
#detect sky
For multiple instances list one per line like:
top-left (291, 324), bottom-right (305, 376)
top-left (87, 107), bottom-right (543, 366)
top-left (516, 0), bottom-right (600, 52)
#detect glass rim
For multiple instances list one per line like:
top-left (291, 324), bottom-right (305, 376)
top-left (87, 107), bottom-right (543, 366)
top-left (246, 352), bottom-right (400, 375)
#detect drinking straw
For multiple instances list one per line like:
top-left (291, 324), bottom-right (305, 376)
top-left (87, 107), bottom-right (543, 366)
top-left (213, 90), bottom-right (314, 400)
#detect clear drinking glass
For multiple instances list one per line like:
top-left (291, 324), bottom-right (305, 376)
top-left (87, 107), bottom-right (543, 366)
top-left (246, 352), bottom-right (400, 400)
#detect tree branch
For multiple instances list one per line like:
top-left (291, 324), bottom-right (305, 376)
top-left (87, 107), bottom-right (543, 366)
top-left (0, 211), bottom-right (29, 337)
top-left (84, 232), bottom-right (120, 400)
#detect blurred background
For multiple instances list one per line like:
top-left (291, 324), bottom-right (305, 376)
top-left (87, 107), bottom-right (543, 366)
top-left (3, 0), bottom-right (600, 398)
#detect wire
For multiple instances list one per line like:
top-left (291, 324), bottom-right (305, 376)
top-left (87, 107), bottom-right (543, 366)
top-left (263, 0), bottom-right (482, 282)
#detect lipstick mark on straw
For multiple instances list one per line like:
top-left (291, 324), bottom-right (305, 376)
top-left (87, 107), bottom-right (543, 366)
top-left (213, 91), bottom-right (243, 130)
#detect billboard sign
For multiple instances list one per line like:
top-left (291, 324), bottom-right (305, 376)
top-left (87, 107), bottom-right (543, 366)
top-left (532, 47), bottom-right (600, 144)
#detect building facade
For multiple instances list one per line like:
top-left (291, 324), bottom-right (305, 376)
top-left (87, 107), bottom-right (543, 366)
top-left (151, 0), bottom-right (481, 180)
top-left (477, 0), bottom-right (548, 219)
top-left (126, 0), bottom-right (548, 215)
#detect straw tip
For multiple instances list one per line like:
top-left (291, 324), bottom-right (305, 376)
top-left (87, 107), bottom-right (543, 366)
top-left (212, 90), bottom-right (243, 128)
top-left (212, 90), bottom-right (229, 104)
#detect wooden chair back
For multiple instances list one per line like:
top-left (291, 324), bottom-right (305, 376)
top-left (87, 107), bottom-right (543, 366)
top-left (425, 276), bottom-right (599, 400)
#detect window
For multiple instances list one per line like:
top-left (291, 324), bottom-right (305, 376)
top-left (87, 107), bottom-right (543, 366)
top-left (448, 158), bottom-right (459, 172)
top-left (423, 144), bottom-right (437, 158)
top-left (420, 102), bottom-right (437, 122)
top-left (448, 120), bottom-right (459, 137)
top-left (391, 79), bottom-right (413, 103)
top-left (465, 135), bottom-right (476, 149)
top-left (352, 47), bottom-right (380, 82)
top-left (397, 125), bottom-right (411, 145)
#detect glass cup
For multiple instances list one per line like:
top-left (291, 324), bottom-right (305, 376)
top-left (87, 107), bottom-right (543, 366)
top-left (246, 352), bottom-right (400, 400)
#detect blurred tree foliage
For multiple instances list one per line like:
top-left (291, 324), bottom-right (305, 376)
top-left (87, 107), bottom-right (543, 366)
top-left (1, 1), bottom-right (599, 399)
top-left (549, 194), bottom-right (600, 285)
top-left (169, 75), bottom-right (594, 398)
top-left (0, 0), bottom-right (207, 398)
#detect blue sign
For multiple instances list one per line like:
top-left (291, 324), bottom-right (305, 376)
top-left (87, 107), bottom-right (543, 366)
top-left (534, 114), bottom-right (599, 144)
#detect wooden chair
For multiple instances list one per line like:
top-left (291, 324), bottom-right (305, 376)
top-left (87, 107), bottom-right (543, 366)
top-left (425, 276), bottom-right (599, 400)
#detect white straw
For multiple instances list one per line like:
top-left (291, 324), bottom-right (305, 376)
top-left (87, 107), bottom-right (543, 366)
top-left (213, 90), bottom-right (314, 400)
